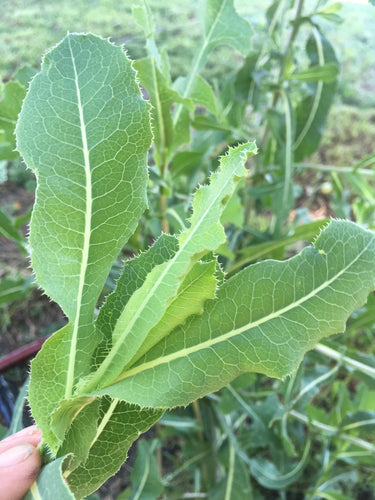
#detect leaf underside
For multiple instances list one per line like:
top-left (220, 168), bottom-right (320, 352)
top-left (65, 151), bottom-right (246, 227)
top-left (95, 220), bottom-right (375, 408)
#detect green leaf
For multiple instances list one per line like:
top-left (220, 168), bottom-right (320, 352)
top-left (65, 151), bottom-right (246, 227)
top-left (209, 443), bottom-right (252, 500)
top-left (130, 258), bottom-right (218, 365)
top-left (17, 32), bottom-right (151, 445)
top-left (94, 220), bottom-right (375, 408)
top-left (287, 62), bottom-right (339, 82)
top-left (23, 457), bottom-right (74, 500)
top-left (134, 57), bottom-right (189, 168)
top-left (228, 219), bottom-right (330, 274)
top-left (294, 30), bottom-right (338, 160)
top-left (174, 75), bottom-right (217, 115)
top-left (318, 2), bottom-right (343, 14)
top-left (5, 378), bottom-right (29, 437)
top-left (13, 64), bottom-right (38, 88)
top-left (93, 234), bottom-right (179, 366)
top-left (60, 399), bottom-right (162, 499)
top-left (0, 207), bottom-right (27, 248)
top-left (250, 439), bottom-right (311, 489)
top-left (202, 0), bottom-right (252, 59)
top-left (0, 276), bottom-right (33, 304)
top-left (78, 142), bottom-right (257, 393)
top-left (127, 440), bottom-right (164, 500)
top-left (170, 150), bottom-right (204, 178)
top-left (0, 80), bottom-right (26, 161)
top-left (172, 0), bottom-right (252, 126)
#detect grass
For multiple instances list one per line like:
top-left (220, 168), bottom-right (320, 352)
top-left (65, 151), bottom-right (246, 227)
top-left (1, 1), bottom-right (375, 108)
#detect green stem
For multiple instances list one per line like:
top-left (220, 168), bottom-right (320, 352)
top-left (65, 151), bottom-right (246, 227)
top-left (290, 409), bottom-right (375, 453)
top-left (295, 162), bottom-right (375, 177)
top-left (172, 1), bottom-right (227, 126)
top-left (314, 343), bottom-right (375, 378)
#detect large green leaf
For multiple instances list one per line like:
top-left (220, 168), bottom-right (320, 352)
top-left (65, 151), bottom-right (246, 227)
top-left (17, 33), bottom-right (151, 445)
top-left (173, 0), bottom-right (252, 127)
top-left (94, 220), bottom-right (375, 407)
top-left (78, 142), bottom-right (257, 393)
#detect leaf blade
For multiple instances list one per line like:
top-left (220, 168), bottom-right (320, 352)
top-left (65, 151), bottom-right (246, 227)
top-left (79, 142), bottom-right (257, 392)
top-left (94, 220), bottom-right (375, 407)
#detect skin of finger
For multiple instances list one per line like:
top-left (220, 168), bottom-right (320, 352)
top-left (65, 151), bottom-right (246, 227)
top-left (0, 426), bottom-right (42, 454)
top-left (0, 445), bottom-right (41, 500)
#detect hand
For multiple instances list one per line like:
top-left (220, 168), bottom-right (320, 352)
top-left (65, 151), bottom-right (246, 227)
top-left (0, 426), bottom-right (42, 500)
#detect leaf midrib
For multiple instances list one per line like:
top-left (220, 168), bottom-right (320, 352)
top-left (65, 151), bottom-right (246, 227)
top-left (172, 0), bottom-right (226, 126)
top-left (65, 36), bottom-right (93, 399)
top-left (85, 148), bottom-right (246, 391)
top-left (294, 27), bottom-right (325, 151)
top-left (113, 236), bottom-right (373, 383)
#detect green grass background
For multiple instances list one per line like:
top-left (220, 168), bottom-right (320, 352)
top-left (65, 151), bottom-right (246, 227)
top-left (1, 0), bottom-right (375, 165)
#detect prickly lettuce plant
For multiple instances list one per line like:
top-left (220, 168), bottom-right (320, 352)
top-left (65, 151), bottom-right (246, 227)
top-left (16, 32), bottom-right (375, 499)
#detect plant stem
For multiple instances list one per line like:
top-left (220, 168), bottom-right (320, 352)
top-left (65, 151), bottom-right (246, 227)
top-left (289, 409), bottom-right (375, 453)
top-left (160, 187), bottom-right (169, 233)
top-left (295, 162), bottom-right (375, 177)
top-left (314, 343), bottom-right (375, 378)
top-left (192, 400), bottom-right (210, 490)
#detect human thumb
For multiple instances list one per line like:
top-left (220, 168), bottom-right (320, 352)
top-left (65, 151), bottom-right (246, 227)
top-left (0, 442), bottom-right (41, 500)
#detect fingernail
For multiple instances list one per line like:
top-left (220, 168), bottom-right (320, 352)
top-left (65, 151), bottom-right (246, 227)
top-left (0, 444), bottom-right (34, 467)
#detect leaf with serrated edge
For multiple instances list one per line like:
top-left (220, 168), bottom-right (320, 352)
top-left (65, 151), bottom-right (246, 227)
top-left (23, 457), bottom-right (74, 500)
top-left (78, 142), bottom-right (257, 393)
top-left (17, 33), bottom-right (151, 448)
top-left (93, 233), bottom-right (179, 367)
top-left (126, 258), bottom-right (218, 368)
top-left (91, 221), bottom-right (375, 408)
top-left (63, 398), bottom-right (162, 499)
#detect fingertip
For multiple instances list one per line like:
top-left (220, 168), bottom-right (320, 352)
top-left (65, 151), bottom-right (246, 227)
top-left (0, 444), bottom-right (42, 500)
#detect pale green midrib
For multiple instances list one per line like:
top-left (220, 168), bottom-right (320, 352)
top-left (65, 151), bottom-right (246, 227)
top-left (0, 116), bottom-right (17, 125)
top-left (113, 236), bottom-right (374, 382)
top-left (253, 439), bottom-right (310, 482)
top-left (63, 399), bottom-right (118, 478)
top-left (150, 58), bottom-right (166, 160)
top-left (172, 0), bottom-right (226, 126)
top-left (127, 261), bottom-right (216, 366)
top-left (65, 36), bottom-right (93, 399)
top-left (281, 91), bottom-right (293, 210)
top-left (224, 443), bottom-right (235, 500)
top-left (84, 149), bottom-right (246, 391)
top-left (133, 453), bottom-right (150, 500)
top-left (0, 284), bottom-right (24, 297)
top-left (29, 482), bottom-right (42, 500)
top-left (91, 398), bottom-right (118, 448)
top-left (294, 27), bottom-right (325, 151)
